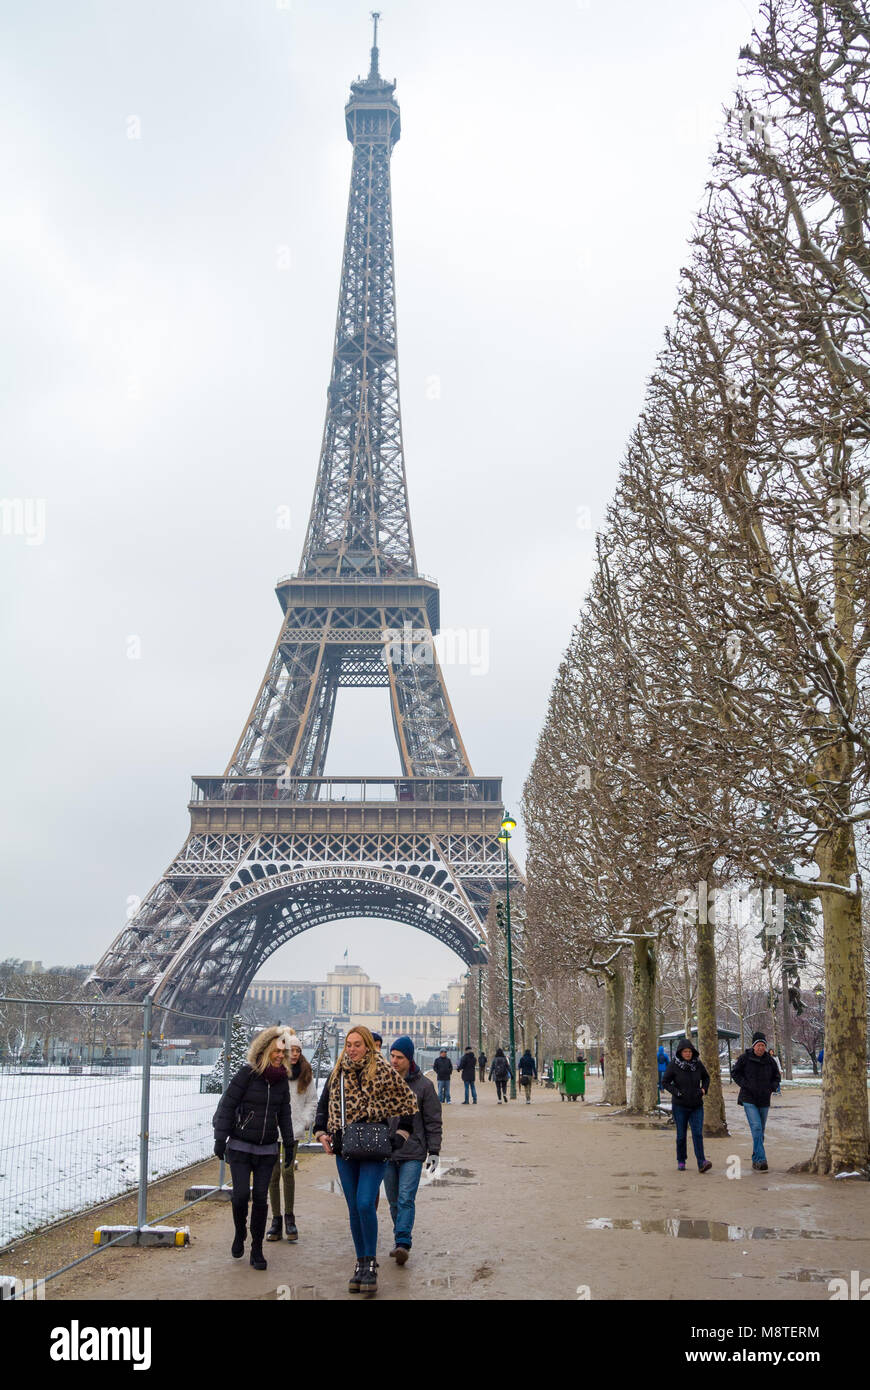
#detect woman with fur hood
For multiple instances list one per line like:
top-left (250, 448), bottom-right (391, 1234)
top-left (213, 1026), bottom-right (294, 1271)
top-left (266, 1031), bottom-right (317, 1243)
top-left (660, 1037), bottom-right (713, 1174)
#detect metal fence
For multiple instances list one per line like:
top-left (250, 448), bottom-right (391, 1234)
top-left (0, 995), bottom-right (233, 1248)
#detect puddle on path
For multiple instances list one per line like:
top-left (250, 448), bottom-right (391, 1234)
top-left (423, 1275), bottom-right (454, 1288)
top-left (616, 1184), bottom-right (663, 1193)
top-left (781, 1269), bottom-right (840, 1283)
top-left (586, 1217), bottom-right (854, 1241)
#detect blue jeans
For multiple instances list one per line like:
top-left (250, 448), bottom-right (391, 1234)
top-left (463, 1079), bottom-right (477, 1102)
top-left (382, 1159), bottom-right (423, 1249)
top-left (673, 1104), bottom-right (706, 1165)
top-left (743, 1103), bottom-right (769, 1163)
top-left (437, 1080), bottom-right (451, 1104)
top-left (335, 1156), bottom-right (384, 1258)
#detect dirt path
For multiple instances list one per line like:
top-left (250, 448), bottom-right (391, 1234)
top-left (24, 1077), bottom-right (870, 1302)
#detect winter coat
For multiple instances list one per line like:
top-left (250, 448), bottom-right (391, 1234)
top-left (388, 1063), bottom-right (442, 1163)
top-left (656, 1047), bottom-right (669, 1075)
top-left (433, 1055), bottom-right (453, 1081)
top-left (478, 1053), bottom-right (487, 1069)
top-left (660, 1039), bottom-right (710, 1111)
top-left (312, 1064), bottom-right (415, 1158)
top-left (518, 1051), bottom-right (537, 1079)
top-left (458, 1051), bottom-right (478, 1083)
top-left (288, 1076), bottom-right (318, 1141)
top-left (489, 1054), bottom-right (512, 1081)
top-left (731, 1048), bottom-right (781, 1108)
top-left (213, 1064), bottom-right (293, 1152)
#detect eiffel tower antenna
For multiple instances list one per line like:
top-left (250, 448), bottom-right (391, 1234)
top-left (89, 33), bottom-right (522, 1020)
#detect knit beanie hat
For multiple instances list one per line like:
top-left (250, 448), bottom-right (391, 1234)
top-left (391, 1035), bottom-right (414, 1061)
top-left (751, 1031), bottom-right (767, 1045)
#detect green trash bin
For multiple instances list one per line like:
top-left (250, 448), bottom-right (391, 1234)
top-left (553, 1059), bottom-right (565, 1088)
top-left (560, 1060), bottom-right (585, 1102)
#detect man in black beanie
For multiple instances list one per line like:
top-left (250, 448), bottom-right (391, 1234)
top-left (731, 1032), bottom-right (781, 1171)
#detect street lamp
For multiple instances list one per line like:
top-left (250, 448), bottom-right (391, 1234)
top-left (497, 812), bottom-right (518, 1099)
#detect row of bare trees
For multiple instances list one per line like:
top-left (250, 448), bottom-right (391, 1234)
top-left (522, 0), bottom-right (869, 1176)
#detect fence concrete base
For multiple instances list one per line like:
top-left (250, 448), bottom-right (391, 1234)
top-left (93, 1225), bottom-right (189, 1247)
top-left (183, 1184), bottom-right (233, 1202)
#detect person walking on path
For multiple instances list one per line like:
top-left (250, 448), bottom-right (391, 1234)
top-left (478, 1050), bottom-right (487, 1083)
top-left (518, 1047), bottom-right (537, 1103)
top-left (212, 1026), bottom-right (294, 1271)
top-left (314, 1026), bottom-right (417, 1295)
top-left (382, 1036), bottom-right (441, 1265)
top-left (433, 1048), bottom-right (453, 1104)
top-left (660, 1037), bottom-right (713, 1173)
top-left (266, 1032), bottom-right (317, 1243)
top-left (489, 1047), bottom-right (512, 1103)
top-left (458, 1047), bottom-right (478, 1104)
top-left (731, 1031), bottom-right (781, 1172)
top-left (656, 1045), bottom-right (669, 1099)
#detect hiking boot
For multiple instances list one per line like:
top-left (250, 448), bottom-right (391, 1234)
top-left (698, 1160), bottom-right (712, 1173)
top-left (757, 1160), bottom-right (768, 1171)
top-left (348, 1259), bottom-right (364, 1293)
top-left (358, 1256), bottom-right (378, 1294)
top-left (249, 1243), bottom-right (267, 1271)
top-left (285, 1213), bottom-right (298, 1241)
top-left (266, 1216), bottom-right (283, 1242)
top-left (677, 1161), bottom-right (686, 1171)
top-left (392, 1245), bottom-right (409, 1266)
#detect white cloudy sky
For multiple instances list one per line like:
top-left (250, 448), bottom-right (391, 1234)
top-left (0, 0), bottom-right (759, 996)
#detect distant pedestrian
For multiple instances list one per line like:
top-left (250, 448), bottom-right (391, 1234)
top-left (433, 1048), bottom-right (453, 1104)
top-left (478, 1050), bottom-right (487, 1082)
top-left (818, 1047), bottom-right (824, 1071)
top-left (731, 1031), bottom-right (781, 1172)
top-left (313, 1026), bottom-right (417, 1295)
top-left (212, 1026), bottom-right (294, 1271)
top-left (266, 1032), bottom-right (317, 1243)
top-left (518, 1048), bottom-right (537, 1103)
top-left (489, 1047), bottom-right (512, 1103)
top-left (660, 1037), bottom-right (713, 1174)
top-left (656, 1045), bottom-right (669, 1097)
top-left (383, 1036), bottom-right (441, 1265)
top-left (458, 1047), bottom-right (478, 1104)
top-left (371, 1033), bottom-right (383, 1052)
top-left (599, 1052), bottom-right (605, 1077)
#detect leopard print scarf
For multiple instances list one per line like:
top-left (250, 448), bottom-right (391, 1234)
top-left (326, 1053), bottom-right (417, 1134)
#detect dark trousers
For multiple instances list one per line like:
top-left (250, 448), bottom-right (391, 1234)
top-left (269, 1141), bottom-right (298, 1217)
top-left (495, 1077), bottom-right (508, 1101)
top-left (228, 1150), bottom-right (275, 1245)
top-left (672, 1105), bottom-right (706, 1165)
top-left (479, 1063), bottom-right (486, 1081)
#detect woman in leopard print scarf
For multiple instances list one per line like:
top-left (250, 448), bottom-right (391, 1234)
top-left (315, 1026), bottom-right (417, 1294)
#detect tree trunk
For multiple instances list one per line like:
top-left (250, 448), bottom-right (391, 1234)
top-left (628, 938), bottom-right (658, 1113)
top-left (681, 917), bottom-right (693, 1035)
top-left (780, 943), bottom-right (794, 1081)
top-left (697, 910), bottom-right (728, 1137)
top-left (796, 827), bottom-right (870, 1178)
top-left (603, 965), bottom-right (627, 1106)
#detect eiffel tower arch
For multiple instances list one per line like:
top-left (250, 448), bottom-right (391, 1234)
top-left (90, 23), bottom-right (521, 1018)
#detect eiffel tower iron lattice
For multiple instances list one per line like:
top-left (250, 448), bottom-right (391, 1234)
top-left (90, 23), bottom-right (522, 1018)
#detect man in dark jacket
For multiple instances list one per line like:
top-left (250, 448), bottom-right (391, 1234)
top-left (432, 1049), bottom-right (453, 1104)
top-left (518, 1048), bottom-right (537, 1103)
top-left (384, 1036), bottom-right (442, 1264)
top-left (731, 1031), bottom-right (781, 1171)
top-left (660, 1037), bottom-right (713, 1173)
top-left (458, 1048), bottom-right (478, 1104)
top-left (478, 1050), bottom-right (487, 1083)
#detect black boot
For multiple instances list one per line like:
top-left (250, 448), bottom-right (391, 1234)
top-left (231, 1201), bottom-right (247, 1259)
top-left (285, 1212), bottom-right (298, 1242)
top-left (266, 1215), bottom-right (283, 1242)
top-left (249, 1201), bottom-right (268, 1271)
top-left (348, 1258), bottom-right (364, 1293)
top-left (357, 1256), bottom-right (378, 1295)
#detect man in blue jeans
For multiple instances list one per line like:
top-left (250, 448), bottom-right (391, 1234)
top-left (731, 1031), bottom-right (781, 1171)
top-left (382, 1036), bottom-right (442, 1265)
top-left (432, 1048), bottom-right (453, 1104)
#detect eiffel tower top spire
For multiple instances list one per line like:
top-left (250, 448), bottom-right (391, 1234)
top-left (299, 15), bottom-right (411, 578)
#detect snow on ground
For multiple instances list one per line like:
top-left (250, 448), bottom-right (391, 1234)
top-left (0, 1067), bottom-right (217, 1244)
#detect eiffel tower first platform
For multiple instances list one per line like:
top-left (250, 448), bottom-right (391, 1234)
top-left (91, 21), bottom-right (520, 1018)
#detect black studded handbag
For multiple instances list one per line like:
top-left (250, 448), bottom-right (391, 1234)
top-left (339, 1073), bottom-right (392, 1160)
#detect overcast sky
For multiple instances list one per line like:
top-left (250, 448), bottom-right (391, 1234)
top-left (1, 0), bottom-right (760, 996)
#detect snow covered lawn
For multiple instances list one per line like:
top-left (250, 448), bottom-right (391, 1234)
top-left (0, 1067), bottom-right (217, 1244)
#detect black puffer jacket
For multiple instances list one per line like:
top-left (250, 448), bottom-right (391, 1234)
top-left (213, 1064), bottom-right (293, 1153)
top-left (432, 1055), bottom-right (453, 1080)
top-left (731, 1048), bottom-right (781, 1108)
top-left (458, 1051), bottom-right (477, 1083)
top-left (660, 1039), bottom-right (710, 1111)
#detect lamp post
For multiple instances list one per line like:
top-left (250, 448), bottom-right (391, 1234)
top-left (497, 813), bottom-right (518, 1099)
top-left (477, 966), bottom-right (483, 1056)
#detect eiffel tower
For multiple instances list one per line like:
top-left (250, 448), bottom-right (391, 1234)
top-left (91, 19), bottom-right (519, 1017)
